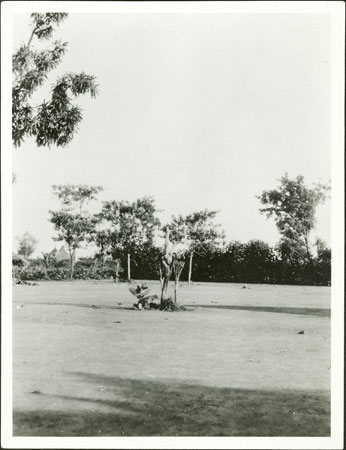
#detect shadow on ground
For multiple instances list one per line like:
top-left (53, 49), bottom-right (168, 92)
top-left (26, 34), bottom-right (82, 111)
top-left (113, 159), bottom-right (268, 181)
top-left (13, 300), bottom-right (135, 311)
top-left (14, 301), bottom-right (330, 317)
top-left (186, 304), bottom-right (331, 317)
top-left (14, 372), bottom-right (330, 437)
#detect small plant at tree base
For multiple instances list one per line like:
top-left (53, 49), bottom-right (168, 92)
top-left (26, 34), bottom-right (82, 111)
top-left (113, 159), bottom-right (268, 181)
top-left (160, 297), bottom-right (189, 312)
top-left (129, 284), bottom-right (158, 310)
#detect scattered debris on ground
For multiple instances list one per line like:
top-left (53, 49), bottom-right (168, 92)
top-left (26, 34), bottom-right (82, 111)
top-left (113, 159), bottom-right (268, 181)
top-left (15, 280), bottom-right (38, 286)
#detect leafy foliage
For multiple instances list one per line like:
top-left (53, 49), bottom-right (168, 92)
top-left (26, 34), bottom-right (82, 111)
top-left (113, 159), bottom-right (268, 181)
top-left (13, 257), bottom-right (116, 282)
top-left (12, 13), bottom-right (98, 148)
top-left (170, 209), bottom-right (225, 252)
top-left (41, 249), bottom-right (57, 269)
top-left (14, 186), bottom-right (331, 286)
top-left (169, 209), bottom-right (225, 283)
top-left (52, 184), bottom-right (103, 213)
top-left (16, 231), bottom-right (38, 258)
top-left (12, 253), bottom-right (30, 267)
top-left (30, 13), bottom-right (68, 41)
top-left (50, 212), bottom-right (97, 253)
top-left (129, 284), bottom-right (159, 309)
top-left (243, 240), bottom-right (275, 283)
top-left (12, 238), bottom-right (331, 286)
top-left (49, 184), bottom-right (102, 278)
top-left (95, 197), bottom-right (161, 272)
top-left (275, 238), bottom-right (307, 266)
top-left (258, 175), bottom-right (330, 259)
top-left (315, 238), bottom-right (331, 264)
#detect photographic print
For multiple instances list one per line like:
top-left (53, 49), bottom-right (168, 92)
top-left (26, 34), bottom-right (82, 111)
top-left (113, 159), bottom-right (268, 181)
top-left (1, 1), bottom-right (344, 449)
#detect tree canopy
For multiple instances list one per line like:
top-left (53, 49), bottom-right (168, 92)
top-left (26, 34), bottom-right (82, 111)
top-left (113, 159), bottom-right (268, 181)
top-left (169, 209), bottom-right (225, 283)
top-left (12, 13), bottom-right (98, 148)
top-left (258, 174), bottom-right (330, 259)
top-left (96, 196), bottom-right (161, 280)
top-left (52, 184), bottom-right (103, 213)
top-left (50, 212), bottom-right (96, 255)
top-left (170, 209), bottom-right (225, 252)
top-left (49, 184), bottom-right (102, 279)
top-left (16, 231), bottom-right (38, 258)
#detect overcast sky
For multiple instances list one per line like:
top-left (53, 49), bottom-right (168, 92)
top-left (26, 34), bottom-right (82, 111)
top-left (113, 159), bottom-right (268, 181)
top-left (12, 11), bottom-right (331, 256)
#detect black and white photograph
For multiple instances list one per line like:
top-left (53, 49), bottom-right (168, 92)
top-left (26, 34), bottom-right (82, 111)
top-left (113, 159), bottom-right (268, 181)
top-left (1, 1), bottom-right (344, 449)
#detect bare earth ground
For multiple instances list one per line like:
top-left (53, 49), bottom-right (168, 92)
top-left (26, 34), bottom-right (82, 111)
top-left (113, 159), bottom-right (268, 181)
top-left (12, 281), bottom-right (331, 436)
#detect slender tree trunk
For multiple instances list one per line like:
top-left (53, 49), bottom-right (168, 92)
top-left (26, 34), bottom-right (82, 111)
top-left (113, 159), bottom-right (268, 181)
top-left (188, 252), bottom-right (194, 284)
top-left (172, 258), bottom-right (185, 304)
top-left (69, 250), bottom-right (75, 280)
top-left (160, 227), bottom-right (173, 304)
top-left (114, 260), bottom-right (120, 283)
top-left (127, 253), bottom-right (131, 281)
top-left (159, 267), bottom-right (164, 304)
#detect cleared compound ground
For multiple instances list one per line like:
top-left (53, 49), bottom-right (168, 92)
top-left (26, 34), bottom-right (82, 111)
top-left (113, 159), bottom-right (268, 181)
top-left (12, 281), bottom-right (331, 436)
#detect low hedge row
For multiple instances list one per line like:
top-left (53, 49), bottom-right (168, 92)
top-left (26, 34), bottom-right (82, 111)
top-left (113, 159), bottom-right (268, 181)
top-left (13, 262), bottom-right (117, 282)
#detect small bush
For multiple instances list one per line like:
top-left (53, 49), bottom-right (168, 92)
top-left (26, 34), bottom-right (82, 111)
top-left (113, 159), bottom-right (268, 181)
top-left (46, 267), bottom-right (70, 280)
top-left (12, 266), bottom-right (23, 283)
top-left (17, 266), bottom-right (49, 281)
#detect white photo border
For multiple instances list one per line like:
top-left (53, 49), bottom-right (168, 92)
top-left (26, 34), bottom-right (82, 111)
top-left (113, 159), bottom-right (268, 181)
top-left (1, 1), bottom-right (344, 449)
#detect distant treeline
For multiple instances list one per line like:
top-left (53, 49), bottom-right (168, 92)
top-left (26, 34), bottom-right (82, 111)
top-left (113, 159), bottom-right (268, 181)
top-left (13, 177), bottom-right (331, 287)
top-left (13, 239), bottom-right (331, 286)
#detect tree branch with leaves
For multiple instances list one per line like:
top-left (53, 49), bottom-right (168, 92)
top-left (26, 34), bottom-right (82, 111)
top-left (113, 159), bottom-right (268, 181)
top-left (12, 13), bottom-right (98, 148)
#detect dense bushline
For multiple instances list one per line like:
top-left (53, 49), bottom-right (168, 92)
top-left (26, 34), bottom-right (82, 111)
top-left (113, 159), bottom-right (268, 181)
top-left (12, 241), bottom-right (331, 286)
top-left (128, 244), bottom-right (331, 286)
